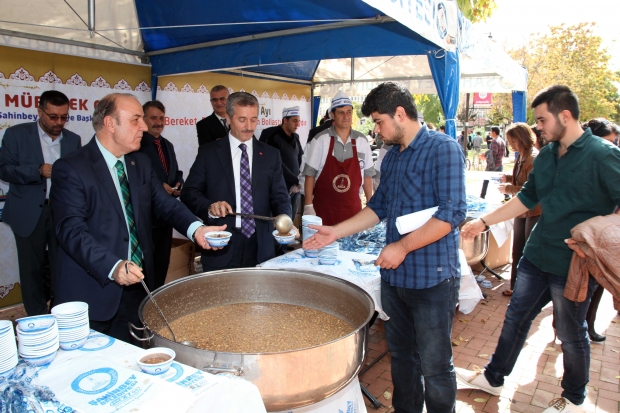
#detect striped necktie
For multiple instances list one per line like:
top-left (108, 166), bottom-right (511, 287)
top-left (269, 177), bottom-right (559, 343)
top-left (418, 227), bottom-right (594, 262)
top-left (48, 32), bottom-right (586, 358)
top-left (114, 160), bottom-right (143, 268)
top-left (239, 143), bottom-right (255, 238)
top-left (153, 137), bottom-right (169, 174)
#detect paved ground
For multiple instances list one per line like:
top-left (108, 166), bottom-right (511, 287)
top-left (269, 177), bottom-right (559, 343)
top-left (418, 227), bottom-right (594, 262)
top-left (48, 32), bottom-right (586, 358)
top-left (359, 264), bottom-right (620, 413)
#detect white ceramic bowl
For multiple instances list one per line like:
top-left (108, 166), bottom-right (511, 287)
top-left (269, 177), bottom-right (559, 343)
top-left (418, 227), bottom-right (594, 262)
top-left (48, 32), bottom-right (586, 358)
top-left (272, 229), bottom-right (297, 245)
top-left (51, 301), bottom-right (88, 316)
top-left (136, 347), bottom-right (175, 375)
top-left (15, 315), bottom-right (55, 332)
top-left (21, 350), bottom-right (57, 366)
top-left (59, 336), bottom-right (88, 351)
top-left (204, 231), bottom-right (232, 247)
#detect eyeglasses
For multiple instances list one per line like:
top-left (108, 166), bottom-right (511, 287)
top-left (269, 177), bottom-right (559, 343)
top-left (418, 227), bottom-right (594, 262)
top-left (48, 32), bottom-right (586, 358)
top-left (40, 108), bottom-right (70, 122)
top-left (210, 97), bottom-right (227, 103)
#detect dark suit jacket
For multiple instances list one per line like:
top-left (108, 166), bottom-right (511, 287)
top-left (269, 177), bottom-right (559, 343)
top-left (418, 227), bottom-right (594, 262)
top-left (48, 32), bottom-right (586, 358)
top-left (181, 136), bottom-right (291, 268)
top-left (307, 119), bottom-right (332, 144)
top-left (139, 132), bottom-right (184, 228)
top-left (50, 138), bottom-right (198, 321)
top-left (0, 122), bottom-right (81, 237)
top-left (196, 112), bottom-right (227, 146)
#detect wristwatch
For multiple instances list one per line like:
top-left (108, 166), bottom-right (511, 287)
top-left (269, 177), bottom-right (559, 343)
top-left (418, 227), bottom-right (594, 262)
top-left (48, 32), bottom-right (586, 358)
top-left (480, 217), bottom-right (490, 230)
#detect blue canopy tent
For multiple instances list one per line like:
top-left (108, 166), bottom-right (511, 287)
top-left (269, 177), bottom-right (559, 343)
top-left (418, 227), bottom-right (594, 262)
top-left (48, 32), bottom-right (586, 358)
top-left (0, 0), bottom-right (527, 134)
top-left (133, 0), bottom-right (464, 137)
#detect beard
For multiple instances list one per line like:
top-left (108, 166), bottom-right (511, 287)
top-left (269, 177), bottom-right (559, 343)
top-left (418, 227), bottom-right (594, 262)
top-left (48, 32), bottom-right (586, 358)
top-left (381, 121), bottom-right (406, 146)
top-left (544, 116), bottom-right (567, 142)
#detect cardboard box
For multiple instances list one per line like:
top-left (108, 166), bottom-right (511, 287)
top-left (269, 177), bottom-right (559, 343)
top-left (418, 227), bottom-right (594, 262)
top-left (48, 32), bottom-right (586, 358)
top-left (164, 238), bottom-right (196, 284)
top-left (472, 230), bottom-right (513, 271)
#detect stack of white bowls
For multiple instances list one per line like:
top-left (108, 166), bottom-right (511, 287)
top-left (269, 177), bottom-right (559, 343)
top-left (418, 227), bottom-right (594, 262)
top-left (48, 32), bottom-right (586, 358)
top-left (16, 314), bottom-right (59, 366)
top-left (0, 320), bottom-right (18, 378)
top-left (51, 302), bottom-right (90, 351)
top-left (318, 241), bottom-right (339, 265)
top-left (302, 215), bottom-right (322, 258)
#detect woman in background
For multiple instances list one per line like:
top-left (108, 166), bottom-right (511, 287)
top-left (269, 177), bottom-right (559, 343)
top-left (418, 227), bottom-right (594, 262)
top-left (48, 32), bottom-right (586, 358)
top-left (498, 123), bottom-right (542, 296)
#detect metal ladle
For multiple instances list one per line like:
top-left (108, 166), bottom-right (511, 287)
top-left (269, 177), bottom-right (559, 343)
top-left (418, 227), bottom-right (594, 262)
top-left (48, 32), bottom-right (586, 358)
top-left (229, 213), bottom-right (294, 234)
top-left (139, 279), bottom-right (197, 348)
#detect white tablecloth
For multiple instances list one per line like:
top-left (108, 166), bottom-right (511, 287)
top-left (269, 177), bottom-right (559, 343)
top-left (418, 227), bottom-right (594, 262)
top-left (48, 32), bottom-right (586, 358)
top-left (32, 329), bottom-right (267, 413)
top-left (259, 249), bottom-right (483, 317)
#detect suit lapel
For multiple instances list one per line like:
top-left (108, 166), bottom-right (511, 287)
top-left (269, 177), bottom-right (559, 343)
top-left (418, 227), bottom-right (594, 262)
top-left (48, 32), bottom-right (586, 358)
top-left (162, 138), bottom-right (175, 182)
top-left (29, 123), bottom-right (45, 165)
top-left (251, 138), bottom-right (261, 189)
top-left (125, 153), bottom-right (142, 230)
top-left (216, 137), bottom-right (236, 200)
top-left (89, 141), bottom-right (125, 222)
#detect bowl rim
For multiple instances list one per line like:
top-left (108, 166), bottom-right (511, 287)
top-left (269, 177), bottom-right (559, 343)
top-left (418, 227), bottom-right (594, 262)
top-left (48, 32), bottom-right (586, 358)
top-left (272, 228), bottom-right (297, 238)
top-left (204, 231), bottom-right (232, 239)
top-left (137, 347), bottom-right (176, 367)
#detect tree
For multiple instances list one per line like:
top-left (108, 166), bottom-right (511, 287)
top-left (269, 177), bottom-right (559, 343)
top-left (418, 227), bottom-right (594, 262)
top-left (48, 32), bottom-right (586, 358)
top-left (456, 0), bottom-right (497, 23)
top-left (508, 23), bottom-right (619, 123)
top-left (413, 94), bottom-right (445, 126)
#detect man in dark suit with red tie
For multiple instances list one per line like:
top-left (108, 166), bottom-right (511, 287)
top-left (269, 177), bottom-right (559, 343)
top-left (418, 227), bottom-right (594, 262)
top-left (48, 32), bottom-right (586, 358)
top-left (139, 100), bottom-right (183, 288)
top-left (182, 92), bottom-right (294, 270)
top-left (196, 85), bottom-right (229, 146)
top-left (51, 93), bottom-right (222, 342)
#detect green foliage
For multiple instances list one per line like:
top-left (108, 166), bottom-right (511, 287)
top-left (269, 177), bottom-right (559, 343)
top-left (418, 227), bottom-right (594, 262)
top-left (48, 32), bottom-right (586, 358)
top-left (356, 117), bottom-right (375, 136)
top-left (508, 23), bottom-right (619, 123)
top-left (413, 94), bottom-right (445, 125)
top-left (456, 0), bottom-right (497, 23)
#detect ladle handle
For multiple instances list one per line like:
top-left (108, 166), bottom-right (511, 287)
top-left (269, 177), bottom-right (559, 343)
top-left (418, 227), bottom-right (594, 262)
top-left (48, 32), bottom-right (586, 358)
top-left (228, 212), bottom-right (275, 221)
top-left (140, 279), bottom-right (177, 342)
top-left (128, 322), bottom-right (154, 342)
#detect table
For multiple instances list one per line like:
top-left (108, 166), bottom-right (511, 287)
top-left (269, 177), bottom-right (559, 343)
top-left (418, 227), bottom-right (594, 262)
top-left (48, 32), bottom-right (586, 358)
top-left (259, 248), bottom-right (483, 317)
top-left (7, 329), bottom-right (367, 413)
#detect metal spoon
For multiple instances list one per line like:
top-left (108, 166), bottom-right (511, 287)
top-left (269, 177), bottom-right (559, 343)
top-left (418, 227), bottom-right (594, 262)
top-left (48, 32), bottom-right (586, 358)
top-left (228, 213), bottom-right (293, 234)
top-left (138, 278), bottom-right (197, 348)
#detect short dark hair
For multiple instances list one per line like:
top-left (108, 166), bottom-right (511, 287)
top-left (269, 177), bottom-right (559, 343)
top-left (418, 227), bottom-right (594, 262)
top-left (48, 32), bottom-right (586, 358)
top-left (476, 131), bottom-right (481, 135)
top-left (39, 90), bottom-right (69, 109)
top-left (92, 93), bottom-right (135, 132)
top-left (582, 118), bottom-right (613, 138)
top-left (531, 85), bottom-right (580, 120)
top-left (226, 92), bottom-right (258, 118)
top-left (491, 126), bottom-right (500, 136)
top-left (439, 125), bottom-right (446, 132)
top-left (143, 100), bottom-right (165, 114)
top-left (530, 124), bottom-right (546, 148)
top-left (210, 85), bottom-right (229, 94)
top-left (361, 82), bottom-right (418, 120)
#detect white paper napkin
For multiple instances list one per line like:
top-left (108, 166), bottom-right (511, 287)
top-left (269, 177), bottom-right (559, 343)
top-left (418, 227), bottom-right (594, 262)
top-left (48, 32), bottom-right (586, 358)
top-left (395, 206), bottom-right (439, 235)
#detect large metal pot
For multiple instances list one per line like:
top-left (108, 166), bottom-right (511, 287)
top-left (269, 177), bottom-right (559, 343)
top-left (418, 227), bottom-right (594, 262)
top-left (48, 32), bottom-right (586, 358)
top-left (459, 217), bottom-right (490, 266)
top-left (134, 268), bottom-right (375, 412)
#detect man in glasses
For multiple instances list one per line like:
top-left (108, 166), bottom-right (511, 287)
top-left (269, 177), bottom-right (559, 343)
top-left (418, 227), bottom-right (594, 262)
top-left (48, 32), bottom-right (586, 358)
top-left (196, 85), bottom-right (230, 146)
top-left (0, 90), bottom-right (82, 315)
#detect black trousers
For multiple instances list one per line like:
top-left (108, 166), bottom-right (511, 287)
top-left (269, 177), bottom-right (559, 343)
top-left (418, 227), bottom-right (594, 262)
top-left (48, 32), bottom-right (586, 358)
top-left (90, 283), bottom-right (146, 346)
top-left (13, 205), bottom-right (58, 316)
top-left (201, 230), bottom-right (258, 271)
top-left (586, 283), bottom-right (604, 334)
top-left (151, 225), bottom-right (173, 289)
top-left (510, 215), bottom-right (540, 290)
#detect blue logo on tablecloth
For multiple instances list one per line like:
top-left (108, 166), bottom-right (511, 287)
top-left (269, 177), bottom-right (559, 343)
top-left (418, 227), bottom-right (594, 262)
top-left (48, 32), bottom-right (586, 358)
top-left (165, 362), bottom-right (184, 382)
top-left (71, 367), bottom-right (118, 395)
top-left (79, 332), bottom-right (115, 351)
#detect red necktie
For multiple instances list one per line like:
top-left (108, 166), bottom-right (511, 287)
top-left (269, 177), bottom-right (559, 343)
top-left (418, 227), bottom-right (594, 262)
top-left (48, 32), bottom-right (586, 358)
top-left (153, 138), bottom-right (169, 174)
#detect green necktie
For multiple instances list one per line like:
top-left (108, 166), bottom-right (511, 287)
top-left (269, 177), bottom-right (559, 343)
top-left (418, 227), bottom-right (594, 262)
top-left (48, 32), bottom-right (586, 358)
top-left (114, 160), bottom-right (143, 268)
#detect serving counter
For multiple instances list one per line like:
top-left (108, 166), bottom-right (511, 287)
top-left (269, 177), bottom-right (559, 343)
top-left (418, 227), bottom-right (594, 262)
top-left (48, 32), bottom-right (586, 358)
top-left (3, 328), bottom-right (367, 413)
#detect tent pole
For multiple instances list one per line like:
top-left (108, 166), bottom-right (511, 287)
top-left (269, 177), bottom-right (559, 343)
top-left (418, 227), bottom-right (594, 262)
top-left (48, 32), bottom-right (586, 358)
top-left (88, 0), bottom-right (95, 38)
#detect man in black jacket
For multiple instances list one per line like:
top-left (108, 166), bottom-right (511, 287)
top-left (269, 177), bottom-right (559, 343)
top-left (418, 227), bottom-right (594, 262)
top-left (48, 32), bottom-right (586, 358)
top-left (196, 85), bottom-right (229, 146)
top-left (262, 106), bottom-right (304, 219)
top-left (139, 100), bottom-right (184, 288)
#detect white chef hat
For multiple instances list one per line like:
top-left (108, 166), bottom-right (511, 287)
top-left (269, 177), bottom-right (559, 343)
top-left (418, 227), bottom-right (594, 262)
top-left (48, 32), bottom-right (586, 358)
top-left (282, 106), bottom-right (300, 118)
top-left (331, 91), bottom-right (353, 111)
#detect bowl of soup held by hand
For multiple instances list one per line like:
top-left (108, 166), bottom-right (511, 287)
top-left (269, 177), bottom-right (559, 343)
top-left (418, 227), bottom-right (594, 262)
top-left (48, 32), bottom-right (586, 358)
top-left (204, 231), bottom-right (232, 247)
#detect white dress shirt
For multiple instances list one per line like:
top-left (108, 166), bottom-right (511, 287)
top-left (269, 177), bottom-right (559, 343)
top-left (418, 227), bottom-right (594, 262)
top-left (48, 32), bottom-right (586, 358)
top-left (229, 133), bottom-right (253, 228)
top-left (37, 122), bottom-right (63, 198)
top-left (95, 138), bottom-right (202, 279)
